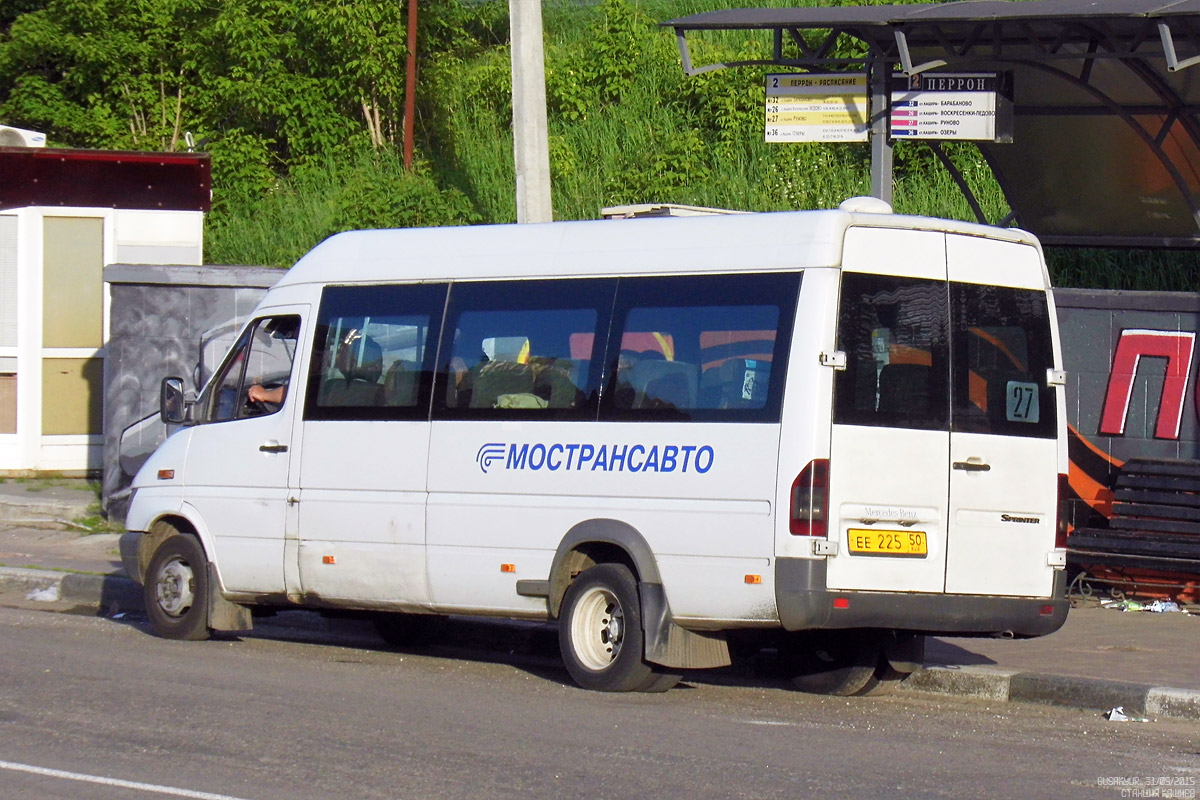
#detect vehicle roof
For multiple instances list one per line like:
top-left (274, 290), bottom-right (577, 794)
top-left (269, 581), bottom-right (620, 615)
top-left (272, 208), bottom-right (1040, 288)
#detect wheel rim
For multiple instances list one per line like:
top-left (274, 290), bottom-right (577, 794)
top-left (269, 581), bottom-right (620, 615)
top-left (154, 556), bottom-right (195, 618)
top-left (570, 585), bottom-right (624, 671)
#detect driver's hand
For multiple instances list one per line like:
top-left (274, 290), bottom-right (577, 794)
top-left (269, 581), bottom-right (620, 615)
top-left (248, 384), bottom-right (284, 404)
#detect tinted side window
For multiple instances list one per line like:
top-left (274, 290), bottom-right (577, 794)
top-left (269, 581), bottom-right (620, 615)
top-left (602, 273), bottom-right (800, 423)
top-left (304, 284), bottom-right (447, 421)
top-left (834, 273), bottom-right (949, 430)
top-left (950, 283), bottom-right (1057, 439)
top-left (434, 279), bottom-right (616, 420)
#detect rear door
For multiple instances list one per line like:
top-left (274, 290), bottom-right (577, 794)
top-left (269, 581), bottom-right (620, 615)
top-left (826, 228), bottom-right (950, 593)
top-left (944, 235), bottom-right (1061, 597)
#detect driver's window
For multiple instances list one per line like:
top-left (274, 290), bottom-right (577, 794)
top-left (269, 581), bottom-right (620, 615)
top-left (206, 315), bottom-right (300, 423)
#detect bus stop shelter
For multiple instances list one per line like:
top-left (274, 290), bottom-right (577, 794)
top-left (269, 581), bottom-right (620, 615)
top-left (664, 0), bottom-right (1200, 248)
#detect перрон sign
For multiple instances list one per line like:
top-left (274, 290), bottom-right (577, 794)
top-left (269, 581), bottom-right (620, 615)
top-left (765, 73), bottom-right (869, 143)
top-left (889, 72), bottom-right (1014, 142)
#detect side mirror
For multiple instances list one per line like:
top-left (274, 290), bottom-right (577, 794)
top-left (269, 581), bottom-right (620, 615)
top-left (160, 377), bottom-right (191, 424)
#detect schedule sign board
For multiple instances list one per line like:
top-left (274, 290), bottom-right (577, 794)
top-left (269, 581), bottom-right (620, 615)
top-left (889, 72), bottom-right (1013, 142)
top-left (765, 73), bottom-right (869, 142)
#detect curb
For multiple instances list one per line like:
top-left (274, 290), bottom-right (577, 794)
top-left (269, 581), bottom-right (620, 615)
top-left (901, 664), bottom-right (1200, 722)
top-left (0, 566), bottom-right (142, 614)
top-left (1, 563), bottom-right (1197, 721)
top-left (0, 499), bottom-right (96, 530)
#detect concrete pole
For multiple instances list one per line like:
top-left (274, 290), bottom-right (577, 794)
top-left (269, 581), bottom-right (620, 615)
top-left (869, 56), bottom-right (894, 206)
top-left (509, 0), bottom-right (553, 223)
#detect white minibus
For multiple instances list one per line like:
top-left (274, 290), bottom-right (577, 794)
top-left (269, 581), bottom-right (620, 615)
top-left (122, 198), bottom-right (1069, 695)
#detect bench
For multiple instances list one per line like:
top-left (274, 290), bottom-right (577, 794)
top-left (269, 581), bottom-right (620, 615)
top-left (1067, 457), bottom-right (1200, 575)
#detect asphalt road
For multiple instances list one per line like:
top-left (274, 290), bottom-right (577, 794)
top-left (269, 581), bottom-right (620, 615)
top-left (1, 606), bottom-right (1197, 800)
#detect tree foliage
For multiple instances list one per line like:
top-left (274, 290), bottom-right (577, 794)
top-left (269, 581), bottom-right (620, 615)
top-left (0, 0), bottom-right (999, 262)
top-left (0, 0), bottom-right (494, 211)
top-left (5, 0), bottom-right (1173, 288)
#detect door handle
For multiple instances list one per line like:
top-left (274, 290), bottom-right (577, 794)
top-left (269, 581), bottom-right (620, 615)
top-left (259, 441), bottom-right (289, 454)
top-left (952, 460), bottom-right (990, 472)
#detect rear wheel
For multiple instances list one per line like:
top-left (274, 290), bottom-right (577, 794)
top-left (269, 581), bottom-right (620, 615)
top-left (783, 630), bottom-right (882, 696)
top-left (859, 632), bottom-right (925, 696)
top-left (559, 563), bottom-right (670, 692)
top-left (636, 671), bottom-right (683, 693)
top-left (144, 534), bottom-right (211, 641)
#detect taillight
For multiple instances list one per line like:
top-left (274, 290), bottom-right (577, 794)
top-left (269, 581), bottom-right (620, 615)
top-left (1056, 473), bottom-right (1069, 549)
top-left (790, 458), bottom-right (830, 536)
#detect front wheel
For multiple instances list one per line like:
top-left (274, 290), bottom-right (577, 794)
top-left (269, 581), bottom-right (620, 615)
top-left (144, 534), bottom-right (211, 641)
top-left (559, 563), bottom-right (663, 692)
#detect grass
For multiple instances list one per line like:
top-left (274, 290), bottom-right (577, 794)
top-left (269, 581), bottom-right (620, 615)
top-left (0, 562), bottom-right (108, 576)
top-left (71, 504), bottom-right (126, 535)
top-left (204, 0), bottom-right (1200, 292)
top-left (12, 475), bottom-right (73, 492)
top-left (1, 475), bottom-right (121, 533)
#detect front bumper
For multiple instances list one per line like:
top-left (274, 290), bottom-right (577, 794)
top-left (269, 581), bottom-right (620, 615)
top-left (118, 530), bottom-right (144, 585)
top-left (775, 557), bottom-right (1069, 637)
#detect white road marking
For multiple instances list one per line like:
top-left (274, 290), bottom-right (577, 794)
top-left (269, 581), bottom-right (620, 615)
top-left (0, 759), bottom-right (254, 800)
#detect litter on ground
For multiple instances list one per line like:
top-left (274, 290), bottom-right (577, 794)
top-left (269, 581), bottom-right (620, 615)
top-left (1100, 599), bottom-right (1187, 613)
top-left (25, 585), bottom-right (59, 602)
top-left (1105, 706), bottom-right (1149, 722)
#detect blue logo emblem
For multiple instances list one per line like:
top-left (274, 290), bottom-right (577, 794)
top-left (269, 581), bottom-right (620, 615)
top-left (476, 443), bottom-right (507, 474)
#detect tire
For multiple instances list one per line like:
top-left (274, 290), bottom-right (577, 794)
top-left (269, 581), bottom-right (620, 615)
top-left (373, 613), bottom-right (444, 648)
top-left (559, 563), bottom-right (661, 692)
top-left (783, 630), bottom-right (882, 696)
top-left (856, 658), bottom-right (905, 696)
top-left (636, 671), bottom-right (683, 693)
top-left (859, 632), bottom-right (925, 696)
top-left (144, 534), bottom-right (211, 641)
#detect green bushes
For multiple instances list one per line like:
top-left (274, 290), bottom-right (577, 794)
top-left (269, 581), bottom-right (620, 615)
top-left (4, 0), bottom-right (1195, 288)
top-left (206, 147), bottom-right (477, 267)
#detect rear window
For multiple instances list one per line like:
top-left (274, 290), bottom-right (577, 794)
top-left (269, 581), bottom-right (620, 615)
top-left (834, 273), bottom-right (1057, 438)
top-left (833, 273), bottom-right (950, 430)
top-left (950, 283), bottom-right (1057, 439)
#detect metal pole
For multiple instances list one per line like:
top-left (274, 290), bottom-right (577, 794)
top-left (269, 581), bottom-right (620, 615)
top-left (869, 56), bottom-right (894, 205)
top-left (509, 0), bottom-right (553, 223)
top-left (403, 0), bottom-right (418, 170)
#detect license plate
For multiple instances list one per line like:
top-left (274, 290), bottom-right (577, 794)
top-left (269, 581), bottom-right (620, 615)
top-left (846, 529), bottom-right (928, 557)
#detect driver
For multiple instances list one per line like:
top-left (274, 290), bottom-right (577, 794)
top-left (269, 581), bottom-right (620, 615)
top-left (246, 317), bottom-right (300, 408)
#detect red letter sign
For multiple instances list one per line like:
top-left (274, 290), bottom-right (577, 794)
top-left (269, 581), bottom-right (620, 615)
top-left (1099, 329), bottom-right (1195, 439)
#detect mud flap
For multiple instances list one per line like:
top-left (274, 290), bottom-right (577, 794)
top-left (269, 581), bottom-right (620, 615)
top-left (207, 564), bottom-right (253, 632)
top-left (639, 581), bottom-right (731, 670)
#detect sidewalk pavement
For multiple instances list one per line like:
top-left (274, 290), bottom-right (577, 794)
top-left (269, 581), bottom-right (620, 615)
top-left (1, 478), bottom-right (1197, 721)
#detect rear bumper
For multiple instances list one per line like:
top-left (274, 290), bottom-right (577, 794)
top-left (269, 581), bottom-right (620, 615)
top-left (775, 557), bottom-right (1069, 637)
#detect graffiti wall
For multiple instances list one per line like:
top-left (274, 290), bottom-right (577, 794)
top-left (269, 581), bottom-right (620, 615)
top-left (1056, 288), bottom-right (1200, 528)
top-left (102, 264), bottom-right (280, 517)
